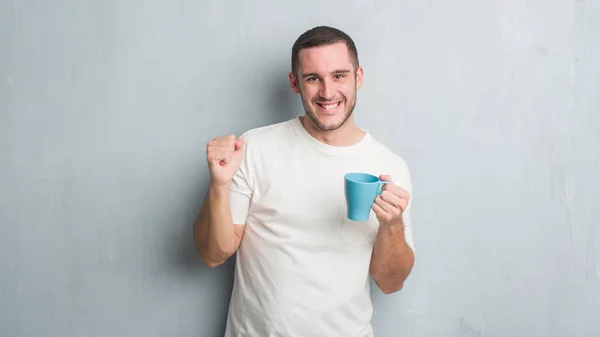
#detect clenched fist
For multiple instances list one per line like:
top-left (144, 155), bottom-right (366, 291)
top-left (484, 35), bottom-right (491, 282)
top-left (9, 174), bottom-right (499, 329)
top-left (206, 135), bottom-right (245, 187)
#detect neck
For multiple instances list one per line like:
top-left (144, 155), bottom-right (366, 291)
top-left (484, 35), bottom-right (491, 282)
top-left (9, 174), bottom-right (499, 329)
top-left (299, 115), bottom-right (365, 147)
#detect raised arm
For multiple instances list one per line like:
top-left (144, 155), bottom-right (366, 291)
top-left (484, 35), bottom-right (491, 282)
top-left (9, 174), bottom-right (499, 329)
top-left (194, 135), bottom-right (248, 268)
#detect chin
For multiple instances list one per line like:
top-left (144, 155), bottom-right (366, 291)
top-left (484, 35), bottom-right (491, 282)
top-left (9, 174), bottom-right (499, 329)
top-left (304, 100), bottom-right (352, 131)
top-left (312, 115), bottom-right (347, 131)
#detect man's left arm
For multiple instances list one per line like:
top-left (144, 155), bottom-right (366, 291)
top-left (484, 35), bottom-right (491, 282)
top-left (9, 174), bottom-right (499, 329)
top-left (369, 174), bottom-right (415, 294)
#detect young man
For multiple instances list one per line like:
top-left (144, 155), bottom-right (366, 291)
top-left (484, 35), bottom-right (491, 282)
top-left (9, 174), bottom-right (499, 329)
top-left (194, 26), bottom-right (415, 337)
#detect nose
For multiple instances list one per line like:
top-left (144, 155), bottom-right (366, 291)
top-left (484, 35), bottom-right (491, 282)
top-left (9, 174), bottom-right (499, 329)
top-left (319, 78), bottom-right (335, 100)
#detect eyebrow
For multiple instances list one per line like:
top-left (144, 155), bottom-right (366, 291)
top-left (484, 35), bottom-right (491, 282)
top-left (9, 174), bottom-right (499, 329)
top-left (302, 70), bottom-right (352, 78)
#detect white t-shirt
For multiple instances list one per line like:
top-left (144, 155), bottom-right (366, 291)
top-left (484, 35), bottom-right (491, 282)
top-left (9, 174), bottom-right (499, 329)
top-left (224, 117), bottom-right (415, 337)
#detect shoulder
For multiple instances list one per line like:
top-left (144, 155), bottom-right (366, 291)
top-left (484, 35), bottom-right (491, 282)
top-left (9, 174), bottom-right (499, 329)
top-left (366, 135), bottom-right (410, 169)
top-left (237, 119), bottom-right (297, 165)
top-left (238, 118), bottom-right (295, 145)
top-left (366, 134), bottom-right (413, 187)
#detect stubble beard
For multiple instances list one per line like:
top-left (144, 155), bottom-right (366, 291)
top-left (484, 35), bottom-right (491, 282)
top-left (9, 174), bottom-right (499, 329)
top-left (301, 91), bottom-right (357, 132)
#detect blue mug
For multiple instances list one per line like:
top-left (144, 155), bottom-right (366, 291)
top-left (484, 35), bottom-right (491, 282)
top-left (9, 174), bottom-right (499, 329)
top-left (344, 173), bottom-right (386, 222)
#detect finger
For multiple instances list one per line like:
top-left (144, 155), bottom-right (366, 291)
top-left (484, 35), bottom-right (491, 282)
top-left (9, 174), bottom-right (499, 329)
top-left (377, 194), bottom-right (406, 217)
top-left (380, 190), bottom-right (404, 208)
top-left (220, 153), bottom-right (232, 165)
top-left (398, 199), bottom-right (408, 212)
top-left (234, 138), bottom-right (245, 151)
top-left (382, 183), bottom-right (410, 198)
top-left (211, 135), bottom-right (235, 145)
top-left (214, 135), bottom-right (236, 149)
top-left (211, 149), bottom-right (233, 165)
top-left (397, 187), bottom-right (410, 200)
top-left (213, 155), bottom-right (227, 165)
top-left (374, 195), bottom-right (396, 214)
top-left (385, 191), bottom-right (409, 212)
top-left (208, 136), bottom-right (235, 150)
top-left (372, 201), bottom-right (387, 216)
top-left (379, 175), bottom-right (393, 193)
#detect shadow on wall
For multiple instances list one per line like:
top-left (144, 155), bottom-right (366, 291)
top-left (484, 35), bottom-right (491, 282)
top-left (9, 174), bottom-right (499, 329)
top-left (246, 55), bottom-right (301, 128)
top-left (156, 53), bottom-right (299, 334)
top-left (168, 54), bottom-right (298, 269)
top-left (176, 55), bottom-right (299, 269)
top-left (264, 62), bottom-right (302, 124)
top-left (162, 171), bottom-right (236, 335)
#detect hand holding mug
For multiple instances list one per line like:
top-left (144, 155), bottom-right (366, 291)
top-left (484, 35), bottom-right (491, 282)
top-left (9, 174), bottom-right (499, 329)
top-left (372, 175), bottom-right (410, 227)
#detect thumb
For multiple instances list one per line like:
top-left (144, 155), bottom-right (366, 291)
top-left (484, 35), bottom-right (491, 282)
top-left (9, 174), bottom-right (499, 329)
top-left (234, 138), bottom-right (245, 152)
top-left (231, 138), bottom-right (245, 163)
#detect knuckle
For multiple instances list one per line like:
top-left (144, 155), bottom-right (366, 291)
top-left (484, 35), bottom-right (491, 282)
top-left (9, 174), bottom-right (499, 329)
top-left (214, 134), bottom-right (234, 142)
top-left (207, 137), bottom-right (221, 148)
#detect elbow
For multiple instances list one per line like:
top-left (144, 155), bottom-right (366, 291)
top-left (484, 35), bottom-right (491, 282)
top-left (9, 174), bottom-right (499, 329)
top-left (193, 231), bottom-right (234, 269)
top-left (195, 243), bottom-right (235, 268)
top-left (197, 250), bottom-right (228, 268)
top-left (202, 257), bottom-right (226, 268)
top-left (380, 283), bottom-right (404, 295)
top-left (372, 273), bottom-right (405, 294)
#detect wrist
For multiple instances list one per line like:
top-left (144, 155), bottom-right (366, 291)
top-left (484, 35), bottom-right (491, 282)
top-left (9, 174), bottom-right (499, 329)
top-left (379, 221), bottom-right (405, 234)
top-left (209, 181), bottom-right (231, 195)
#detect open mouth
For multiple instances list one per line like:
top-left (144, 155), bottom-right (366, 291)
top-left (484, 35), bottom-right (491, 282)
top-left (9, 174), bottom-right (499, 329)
top-left (316, 101), bottom-right (342, 111)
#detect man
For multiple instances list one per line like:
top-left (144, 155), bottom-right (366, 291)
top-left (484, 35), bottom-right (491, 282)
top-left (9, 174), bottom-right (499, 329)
top-left (194, 26), bottom-right (415, 337)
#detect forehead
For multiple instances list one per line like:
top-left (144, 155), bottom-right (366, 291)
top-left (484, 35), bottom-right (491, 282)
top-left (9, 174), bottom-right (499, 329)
top-left (297, 42), bottom-right (354, 75)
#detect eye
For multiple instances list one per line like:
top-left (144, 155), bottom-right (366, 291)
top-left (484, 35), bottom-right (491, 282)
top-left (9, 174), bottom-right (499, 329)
top-left (334, 74), bottom-right (345, 80)
top-left (307, 77), bottom-right (320, 82)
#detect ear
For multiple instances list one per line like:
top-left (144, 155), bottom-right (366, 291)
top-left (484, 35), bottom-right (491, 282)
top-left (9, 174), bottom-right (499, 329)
top-left (288, 72), bottom-right (301, 94)
top-left (355, 66), bottom-right (364, 91)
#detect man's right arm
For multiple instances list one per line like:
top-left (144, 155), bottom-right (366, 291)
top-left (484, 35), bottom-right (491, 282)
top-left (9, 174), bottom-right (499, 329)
top-left (193, 183), bottom-right (245, 268)
top-left (194, 134), bottom-right (250, 268)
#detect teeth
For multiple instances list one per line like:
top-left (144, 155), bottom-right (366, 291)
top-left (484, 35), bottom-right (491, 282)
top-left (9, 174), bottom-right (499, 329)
top-left (321, 103), bottom-right (339, 110)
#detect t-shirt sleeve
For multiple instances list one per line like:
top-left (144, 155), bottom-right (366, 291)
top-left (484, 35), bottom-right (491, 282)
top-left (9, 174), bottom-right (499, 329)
top-left (402, 197), bottom-right (416, 254)
top-left (229, 137), bottom-right (252, 225)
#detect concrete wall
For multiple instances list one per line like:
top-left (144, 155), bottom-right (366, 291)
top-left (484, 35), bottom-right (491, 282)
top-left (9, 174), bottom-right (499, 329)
top-left (1, 0), bottom-right (599, 336)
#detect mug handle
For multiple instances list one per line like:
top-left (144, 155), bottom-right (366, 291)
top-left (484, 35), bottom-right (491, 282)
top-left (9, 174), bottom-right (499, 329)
top-left (376, 180), bottom-right (386, 196)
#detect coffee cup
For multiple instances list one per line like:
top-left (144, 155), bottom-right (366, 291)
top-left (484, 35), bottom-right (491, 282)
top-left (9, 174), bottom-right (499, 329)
top-left (344, 172), bottom-right (385, 222)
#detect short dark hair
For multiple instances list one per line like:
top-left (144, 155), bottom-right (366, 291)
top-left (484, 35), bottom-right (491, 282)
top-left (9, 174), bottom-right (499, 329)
top-left (291, 26), bottom-right (359, 76)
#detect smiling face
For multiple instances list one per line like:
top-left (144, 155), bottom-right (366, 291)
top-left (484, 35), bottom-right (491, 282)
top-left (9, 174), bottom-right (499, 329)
top-left (289, 42), bottom-right (364, 132)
